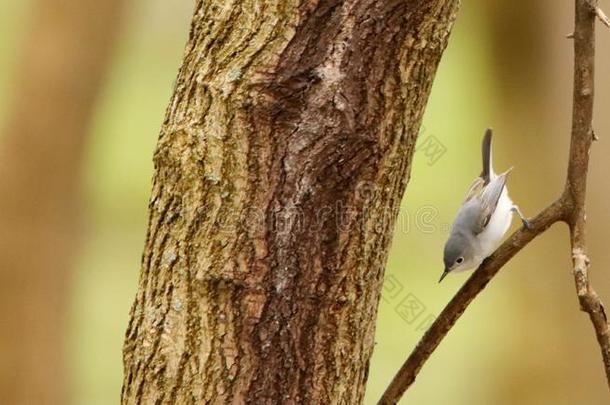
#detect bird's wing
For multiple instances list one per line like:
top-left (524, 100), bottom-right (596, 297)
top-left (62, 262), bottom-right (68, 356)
top-left (473, 170), bottom-right (510, 234)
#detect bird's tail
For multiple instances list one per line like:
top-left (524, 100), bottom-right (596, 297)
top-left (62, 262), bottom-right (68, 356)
top-left (481, 128), bottom-right (494, 183)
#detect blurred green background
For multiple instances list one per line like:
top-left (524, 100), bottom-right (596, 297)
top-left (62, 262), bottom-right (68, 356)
top-left (1, 1), bottom-right (609, 404)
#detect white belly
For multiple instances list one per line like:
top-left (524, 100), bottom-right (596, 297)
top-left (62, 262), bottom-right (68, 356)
top-left (476, 188), bottom-right (513, 261)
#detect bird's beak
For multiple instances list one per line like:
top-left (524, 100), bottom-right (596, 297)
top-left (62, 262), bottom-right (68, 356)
top-left (439, 268), bottom-right (450, 283)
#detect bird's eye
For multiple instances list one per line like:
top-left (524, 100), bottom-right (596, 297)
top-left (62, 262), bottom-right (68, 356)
top-left (456, 257), bottom-right (464, 264)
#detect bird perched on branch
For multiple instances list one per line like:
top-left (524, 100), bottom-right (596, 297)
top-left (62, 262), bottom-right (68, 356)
top-left (440, 128), bottom-right (530, 282)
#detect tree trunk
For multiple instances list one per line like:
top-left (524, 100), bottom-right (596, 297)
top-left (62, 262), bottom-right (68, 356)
top-left (122, 0), bottom-right (459, 403)
top-left (0, 1), bottom-right (125, 403)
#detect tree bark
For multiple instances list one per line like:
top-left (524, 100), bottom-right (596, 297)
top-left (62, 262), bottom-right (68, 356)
top-left (122, 0), bottom-right (459, 403)
top-left (0, 1), bottom-right (125, 403)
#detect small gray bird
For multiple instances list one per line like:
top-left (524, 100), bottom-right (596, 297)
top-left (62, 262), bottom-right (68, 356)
top-left (440, 129), bottom-right (529, 282)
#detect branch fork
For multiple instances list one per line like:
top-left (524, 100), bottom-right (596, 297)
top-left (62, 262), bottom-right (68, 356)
top-left (378, 1), bottom-right (609, 403)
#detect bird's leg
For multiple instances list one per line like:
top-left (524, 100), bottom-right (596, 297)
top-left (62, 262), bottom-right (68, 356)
top-left (512, 205), bottom-right (531, 229)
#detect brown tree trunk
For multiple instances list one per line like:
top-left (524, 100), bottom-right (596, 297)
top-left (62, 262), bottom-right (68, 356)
top-left (122, 1), bottom-right (459, 403)
top-left (0, 1), bottom-right (125, 403)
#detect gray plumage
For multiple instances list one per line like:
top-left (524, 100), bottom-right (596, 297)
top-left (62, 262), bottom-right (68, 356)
top-left (480, 128), bottom-right (492, 184)
top-left (440, 129), bottom-right (526, 283)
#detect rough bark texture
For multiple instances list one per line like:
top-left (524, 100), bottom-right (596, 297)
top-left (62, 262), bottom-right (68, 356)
top-left (122, 1), bottom-right (459, 403)
top-left (0, 1), bottom-right (125, 403)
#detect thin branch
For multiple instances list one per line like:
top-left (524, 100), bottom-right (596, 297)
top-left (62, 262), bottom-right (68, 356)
top-left (585, 0), bottom-right (610, 27)
top-left (566, 0), bottom-right (610, 387)
top-left (378, 1), bottom-right (609, 403)
top-left (595, 7), bottom-right (610, 27)
top-left (377, 200), bottom-right (567, 405)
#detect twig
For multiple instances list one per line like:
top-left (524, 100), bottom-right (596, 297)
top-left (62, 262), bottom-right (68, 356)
top-left (377, 201), bottom-right (567, 405)
top-left (378, 1), bottom-right (609, 403)
top-left (586, 0), bottom-right (610, 27)
top-left (596, 7), bottom-right (610, 27)
top-left (566, 0), bottom-right (610, 387)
